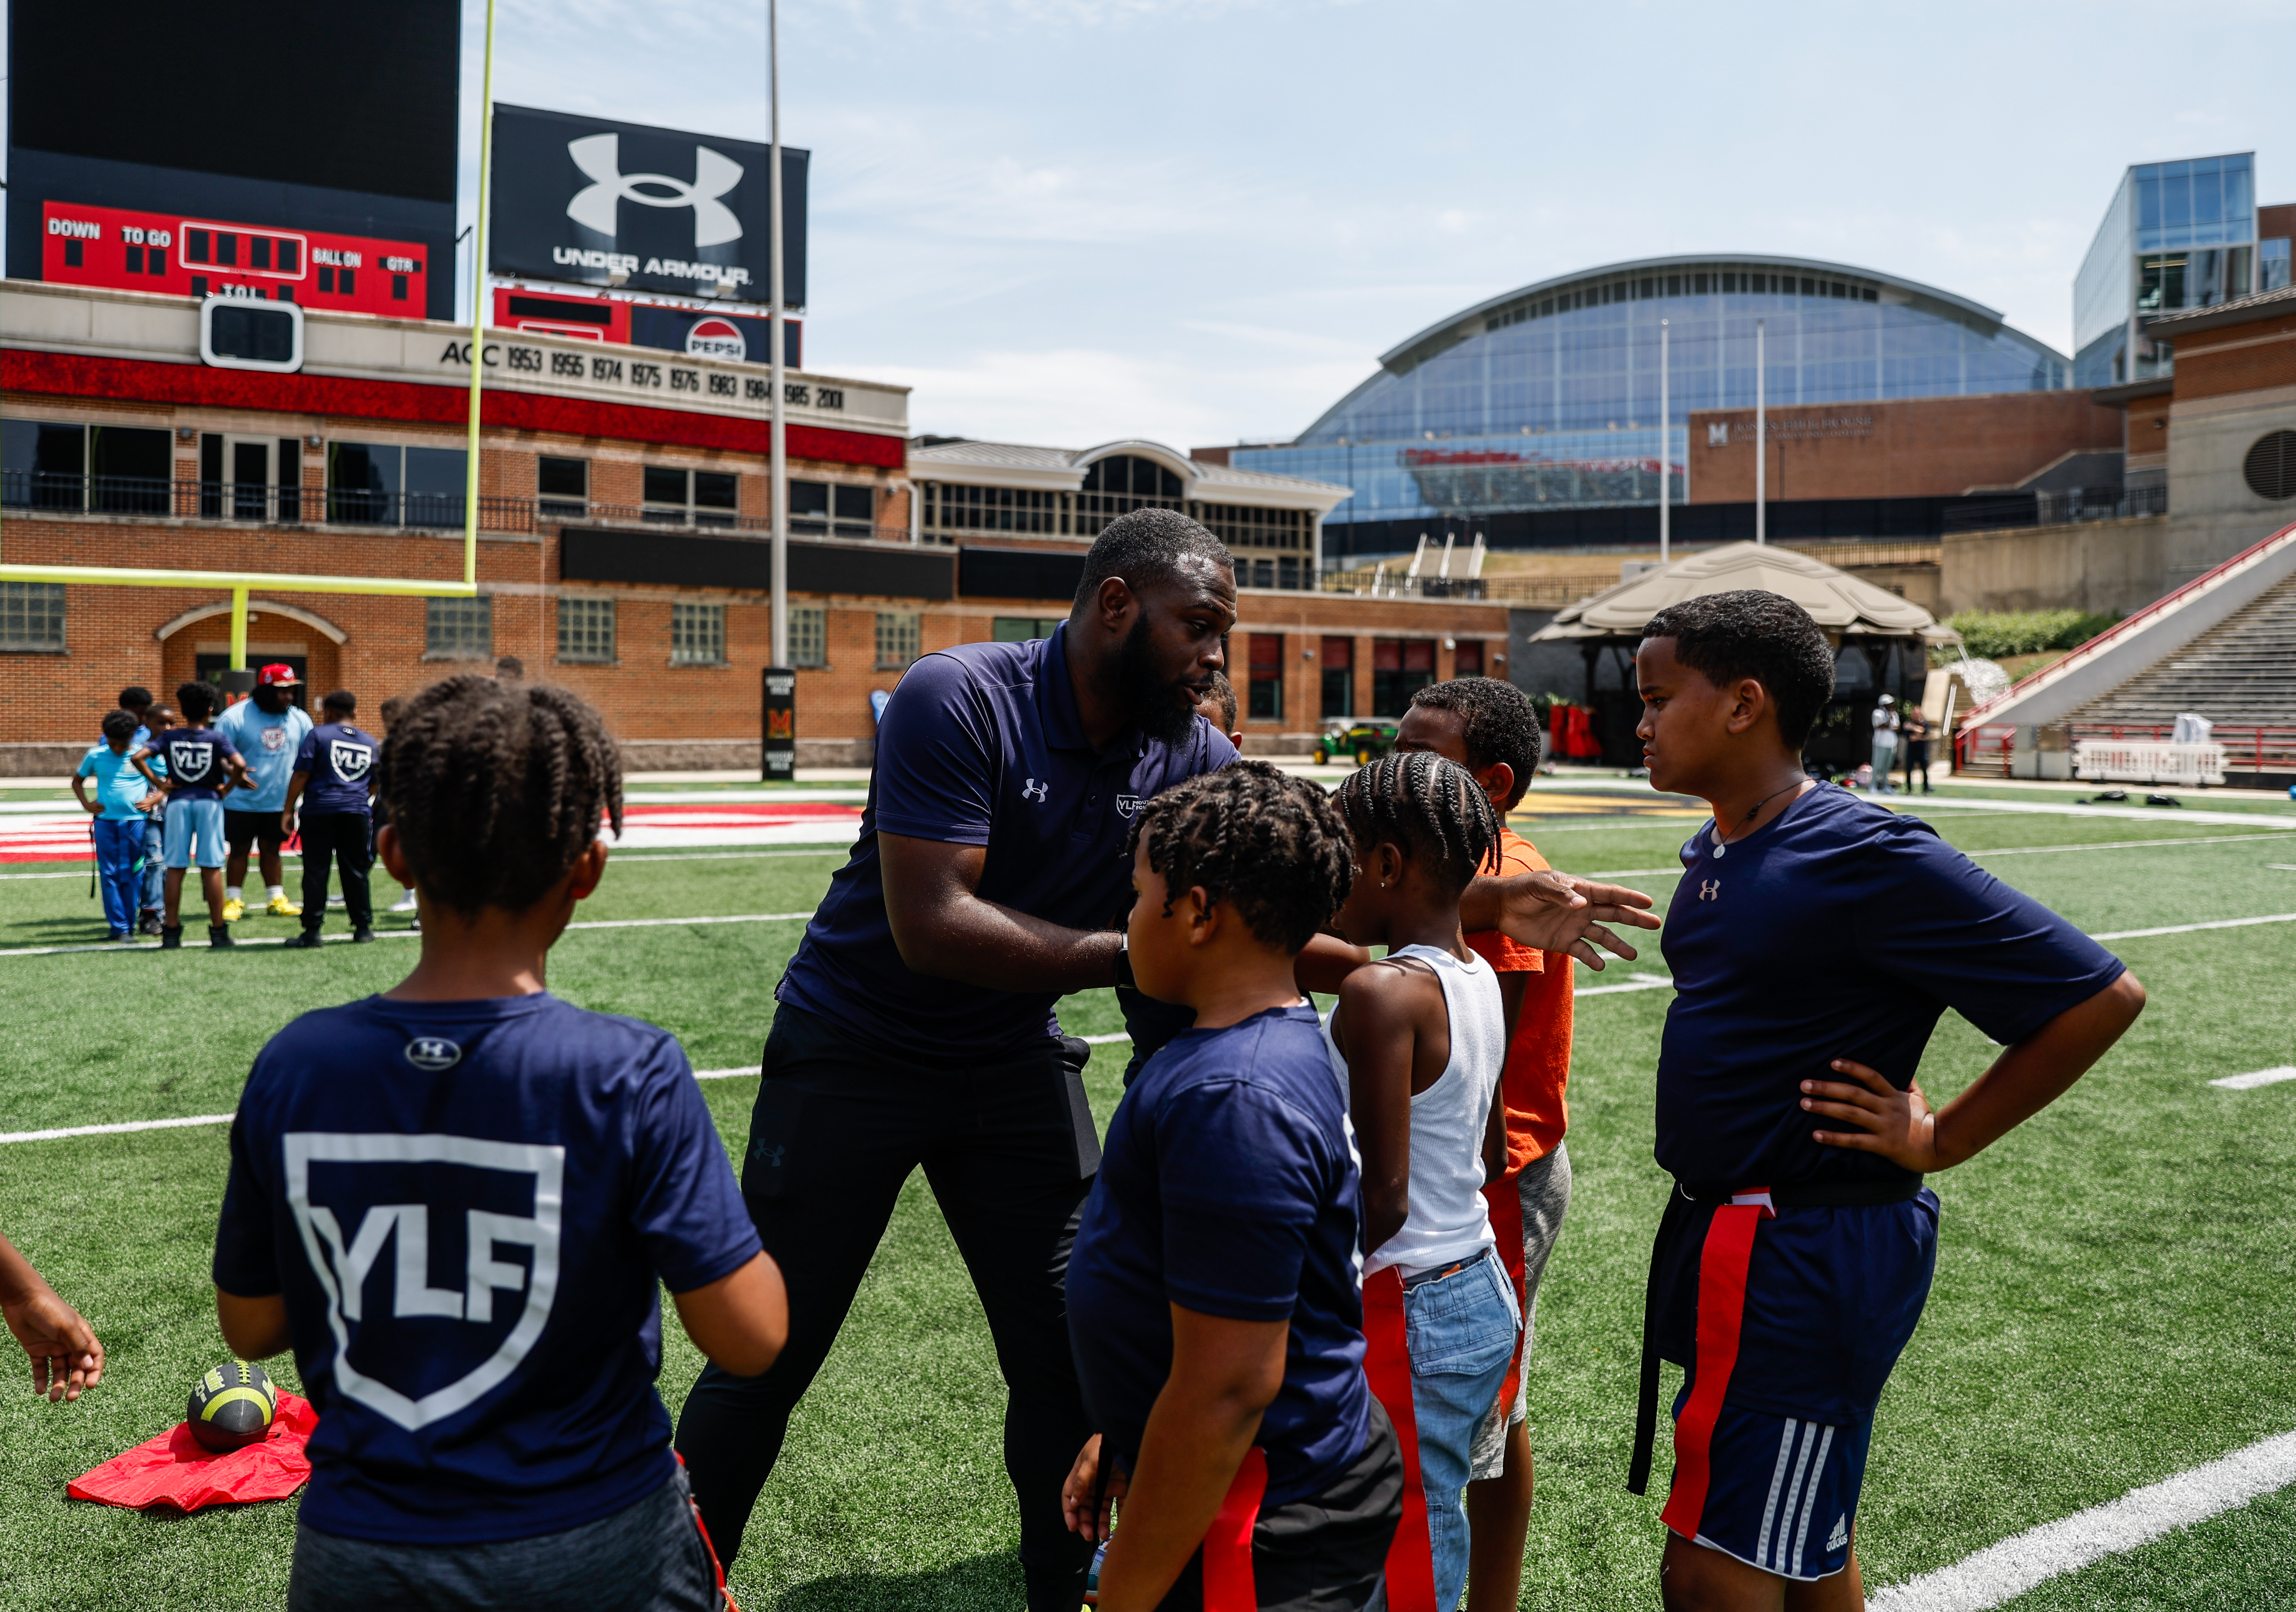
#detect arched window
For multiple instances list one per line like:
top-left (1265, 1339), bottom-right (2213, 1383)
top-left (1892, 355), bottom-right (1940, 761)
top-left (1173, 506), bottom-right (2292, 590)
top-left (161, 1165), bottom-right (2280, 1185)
top-left (1076, 455), bottom-right (1184, 536)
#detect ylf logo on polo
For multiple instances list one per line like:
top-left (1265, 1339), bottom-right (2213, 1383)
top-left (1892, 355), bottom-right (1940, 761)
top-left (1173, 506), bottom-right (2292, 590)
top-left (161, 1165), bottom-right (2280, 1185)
top-left (405, 1037), bottom-right (462, 1071)
top-left (331, 741), bottom-right (374, 783)
top-left (285, 1132), bottom-right (565, 1432)
top-left (167, 741), bottom-right (214, 783)
top-left (1114, 794), bottom-right (1143, 819)
top-left (1022, 778), bottom-right (1049, 804)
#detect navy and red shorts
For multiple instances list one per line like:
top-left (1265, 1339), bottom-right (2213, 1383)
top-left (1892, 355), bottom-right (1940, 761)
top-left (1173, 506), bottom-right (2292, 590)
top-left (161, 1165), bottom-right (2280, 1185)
top-left (1639, 1182), bottom-right (1939, 1581)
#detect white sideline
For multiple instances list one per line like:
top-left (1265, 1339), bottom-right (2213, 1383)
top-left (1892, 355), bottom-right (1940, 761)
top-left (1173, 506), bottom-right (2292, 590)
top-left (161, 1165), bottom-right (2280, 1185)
top-left (1866, 1429), bottom-right (2296, 1612)
top-left (2210, 1066), bottom-right (2296, 1090)
top-left (1584, 832), bottom-right (2296, 881)
top-left (2090, 912), bottom-right (2296, 940)
top-left (0, 1112), bottom-right (238, 1145)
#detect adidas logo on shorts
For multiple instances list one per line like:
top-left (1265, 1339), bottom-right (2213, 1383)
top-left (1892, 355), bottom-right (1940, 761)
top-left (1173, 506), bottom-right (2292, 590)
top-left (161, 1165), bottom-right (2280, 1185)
top-left (1826, 1514), bottom-right (1849, 1553)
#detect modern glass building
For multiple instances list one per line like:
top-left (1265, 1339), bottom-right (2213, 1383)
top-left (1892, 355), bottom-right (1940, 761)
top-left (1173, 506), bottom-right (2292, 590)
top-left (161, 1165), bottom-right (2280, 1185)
top-left (2074, 153), bottom-right (2258, 389)
top-left (1235, 255), bottom-right (2069, 531)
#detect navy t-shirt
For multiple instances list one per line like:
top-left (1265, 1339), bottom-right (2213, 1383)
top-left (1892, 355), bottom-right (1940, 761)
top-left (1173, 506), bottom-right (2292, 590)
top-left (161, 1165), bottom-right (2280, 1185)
top-left (1067, 1004), bottom-right (1371, 1507)
top-left (1656, 785), bottom-right (2126, 1189)
top-left (295, 722), bottom-right (379, 815)
top-left (777, 625), bottom-right (1236, 1060)
top-left (212, 993), bottom-right (760, 1544)
top-left (149, 725), bottom-right (240, 801)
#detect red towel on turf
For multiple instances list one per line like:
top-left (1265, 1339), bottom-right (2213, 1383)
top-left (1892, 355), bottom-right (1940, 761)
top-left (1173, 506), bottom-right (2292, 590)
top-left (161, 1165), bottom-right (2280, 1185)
top-left (69, 1391), bottom-right (316, 1511)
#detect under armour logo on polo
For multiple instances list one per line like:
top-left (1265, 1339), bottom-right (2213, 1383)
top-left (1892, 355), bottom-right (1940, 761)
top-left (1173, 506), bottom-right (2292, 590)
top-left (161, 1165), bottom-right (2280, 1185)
top-left (404, 1037), bottom-right (462, 1071)
top-left (1700, 879), bottom-right (1721, 901)
top-left (1022, 779), bottom-right (1049, 803)
top-left (566, 134), bottom-right (744, 247)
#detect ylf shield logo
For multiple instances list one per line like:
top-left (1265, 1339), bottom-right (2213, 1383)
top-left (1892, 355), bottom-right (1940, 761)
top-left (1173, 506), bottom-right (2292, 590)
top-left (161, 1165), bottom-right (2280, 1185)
top-left (285, 1133), bottom-right (565, 1432)
top-left (167, 741), bottom-right (214, 784)
top-left (1115, 794), bottom-right (1143, 819)
top-left (331, 741), bottom-right (374, 783)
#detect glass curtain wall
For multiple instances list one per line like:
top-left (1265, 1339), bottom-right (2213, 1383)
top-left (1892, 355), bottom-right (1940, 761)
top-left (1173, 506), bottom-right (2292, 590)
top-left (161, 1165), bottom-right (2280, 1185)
top-left (2074, 153), bottom-right (2256, 387)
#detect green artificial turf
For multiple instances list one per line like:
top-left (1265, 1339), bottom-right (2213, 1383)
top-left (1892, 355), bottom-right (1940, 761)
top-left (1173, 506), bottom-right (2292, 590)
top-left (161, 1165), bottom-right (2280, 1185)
top-left (1, 806), bottom-right (2293, 1609)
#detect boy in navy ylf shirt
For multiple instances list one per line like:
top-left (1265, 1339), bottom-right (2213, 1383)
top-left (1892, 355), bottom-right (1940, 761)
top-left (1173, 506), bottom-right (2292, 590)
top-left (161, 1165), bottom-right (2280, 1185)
top-left (214, 675), bottom-right (788, 1612)
top-left (1063, 761), bottom-right (1402, 1612)
top-left (1626, 592), bottom-right (2143, 1610)
top-left (148, 679), bottom-right (251, 949)
top-left (282, 688), bottom-right (380, 947)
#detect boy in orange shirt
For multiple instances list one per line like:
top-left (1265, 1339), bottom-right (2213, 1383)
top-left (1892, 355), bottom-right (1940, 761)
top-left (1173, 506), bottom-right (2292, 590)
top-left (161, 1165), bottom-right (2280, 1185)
top-left (1396, 677), bottom-right (1573, 1612)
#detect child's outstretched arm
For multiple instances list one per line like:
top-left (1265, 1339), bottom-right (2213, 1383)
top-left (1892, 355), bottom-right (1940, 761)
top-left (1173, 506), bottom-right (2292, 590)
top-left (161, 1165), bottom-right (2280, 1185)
top-left (669, 1251), bottom-right (788, 1378)
top-left (1802, 972), bottom-right (2147, 1170)
top-left (2, 1234), bottom-right (104, 1402)
top-left (1331, 963), bottom-right (1426, 1254)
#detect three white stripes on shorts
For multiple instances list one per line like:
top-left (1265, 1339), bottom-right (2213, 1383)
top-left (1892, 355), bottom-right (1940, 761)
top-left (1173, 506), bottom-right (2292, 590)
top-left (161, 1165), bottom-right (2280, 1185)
top-left (1754, 1418), bottom-right (1836, 1577)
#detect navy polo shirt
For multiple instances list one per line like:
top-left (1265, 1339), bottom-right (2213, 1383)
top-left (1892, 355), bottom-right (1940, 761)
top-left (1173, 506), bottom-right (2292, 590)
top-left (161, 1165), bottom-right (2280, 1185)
top-left (776, 626), bottom-right (1235, 1060)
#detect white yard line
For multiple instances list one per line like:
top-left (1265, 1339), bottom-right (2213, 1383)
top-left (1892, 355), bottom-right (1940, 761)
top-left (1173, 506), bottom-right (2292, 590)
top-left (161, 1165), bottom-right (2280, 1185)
top-left (694, 1066), bottom-right (762, 1080)
top-left (1969, 831), bottom-right (2296, 857)
top-left (0, 911), bottom-right (819, 958)
top-left (0, 1112), bottom-right (237, 1145)
top-left (1576, 972), bottom-right (1676, 997)
top-left (1867, 1429), bottom-right (2296, 1612)
top-left (2091, 912), bottom-right (2296, 941)
top-left (2210, 1066), bottom-right (2296, 1091)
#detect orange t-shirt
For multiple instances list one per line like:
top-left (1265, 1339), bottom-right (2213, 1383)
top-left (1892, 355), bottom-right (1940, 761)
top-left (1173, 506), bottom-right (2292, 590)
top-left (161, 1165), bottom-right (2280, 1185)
top-left (1464, 826), bottom-right (1575, 1176)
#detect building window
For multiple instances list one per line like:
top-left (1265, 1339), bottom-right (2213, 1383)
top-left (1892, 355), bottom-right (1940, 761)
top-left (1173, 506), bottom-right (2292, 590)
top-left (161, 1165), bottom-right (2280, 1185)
top-left (556, 596), bottom-right (616, 663)
top-left (330, 442), bottom-right (468, 528)
top-left (1321, 635), bottom-right (1355, 719)
top-left (1247, 634), bottom-right (1284, 722)
top-left (0, 582), bottom-right (66, 652)
top-left (790, 605), bottom-right (827, 668)
top-left (2264, 237), bottom-right (2292, 292)
top-left (875, 611), bottom-right (922, 670)
top-left (670, 602), bottom-right (727, 665)
top-left (791, 480), bottom-right (876, 539)
top-left (425, 595), bottom-right (492, 660)
top-left (1075, 455), bottom-right (1183, 539)
top-left (538, 456), bottom-right (588, 520)
top-left (1193, 503), bottom-right (1307, 553)
top-left (643, 465), bottom-right (740, 527)
top-left (1371, 638), bottom-right (1435, 717)
top-left (2, 421), bottom-right (171, 515)
top-left (992, 616), bottom-right (1064, 643)
top-left (923, 482), bottom-right (1066, 539)
top-left (1454, 641), bottom-right (1484, 677)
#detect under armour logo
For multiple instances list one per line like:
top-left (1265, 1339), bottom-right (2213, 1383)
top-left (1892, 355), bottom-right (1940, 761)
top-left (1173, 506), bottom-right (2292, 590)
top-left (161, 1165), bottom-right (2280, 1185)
top-left (566, 134), bottom-right (744, 247)
top-left (404, 1037), bottom-right (462, 1071)
top-left (1022, 779), bottom-right (1049, 803)
top-left (1699, 879), bottom-right (1720, 901)
top-left (751, 1142), bottom-right (786, 1169)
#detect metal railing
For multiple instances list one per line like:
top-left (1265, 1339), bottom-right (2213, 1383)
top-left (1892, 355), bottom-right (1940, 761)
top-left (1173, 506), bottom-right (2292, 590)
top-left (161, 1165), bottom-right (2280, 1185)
top-left (1318, 567), bottom-right (1616, 605)
top-left (1779, 539), bottom-right (1942, 569)
top-left (2071, 722), bottom-right (2296, 781)
top-left (1947, 485), bottom-right (2168, 534)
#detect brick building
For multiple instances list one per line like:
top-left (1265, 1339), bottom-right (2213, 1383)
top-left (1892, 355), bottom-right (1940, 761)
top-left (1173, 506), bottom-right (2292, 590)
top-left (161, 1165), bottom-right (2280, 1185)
top-left (1, 281), bottom-right (1510, 770)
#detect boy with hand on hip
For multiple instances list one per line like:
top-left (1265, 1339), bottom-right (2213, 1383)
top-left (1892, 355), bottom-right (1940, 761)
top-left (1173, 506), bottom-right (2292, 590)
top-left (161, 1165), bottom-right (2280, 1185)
top-left (75, 708), bottom-right (166, 942)
top-left (148, 681), bottom-right (252, 949)
top-left (212, 675), bottom-right (787, 1612)
top-left (281, 689), bottom-right (379, 947)
top-left (1395, 680), bottom-right (1576, 1612)
top-left (1324, 754), bottom-right (1518, 1612)
top-left (1063, 761), bottom-right (1403, 1612)
top-left (1628, 591), bottom-right (2144, 1611)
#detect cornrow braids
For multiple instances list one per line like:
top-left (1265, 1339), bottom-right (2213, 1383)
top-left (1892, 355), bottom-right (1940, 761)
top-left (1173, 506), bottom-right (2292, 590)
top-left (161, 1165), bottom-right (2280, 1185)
top-left (1127, 759), bottom-right (1354, 953)
top-left (375, 674), bottom-right (625, 917)
top-left (1333, 752), bottom-right (1501, 892)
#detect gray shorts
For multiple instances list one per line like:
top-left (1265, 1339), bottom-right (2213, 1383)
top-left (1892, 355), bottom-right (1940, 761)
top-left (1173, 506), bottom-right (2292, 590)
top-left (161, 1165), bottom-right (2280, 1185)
top-left (1469, 1141), bottom-right (1573, 1481)
top-left (287, 1467), bottom-right (721, 1612)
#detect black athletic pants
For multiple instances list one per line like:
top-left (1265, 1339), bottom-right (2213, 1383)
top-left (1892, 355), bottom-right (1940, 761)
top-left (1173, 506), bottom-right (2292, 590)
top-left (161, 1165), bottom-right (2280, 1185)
top-left (675, 1003), bottom-right (1101, 1610)
top-left (297, 813), bottom-right (373, 931)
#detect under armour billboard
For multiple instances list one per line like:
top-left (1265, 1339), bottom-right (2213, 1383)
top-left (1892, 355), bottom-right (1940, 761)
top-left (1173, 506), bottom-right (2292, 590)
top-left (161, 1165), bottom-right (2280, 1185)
top-left (489, 105), bottom-right (807, 311)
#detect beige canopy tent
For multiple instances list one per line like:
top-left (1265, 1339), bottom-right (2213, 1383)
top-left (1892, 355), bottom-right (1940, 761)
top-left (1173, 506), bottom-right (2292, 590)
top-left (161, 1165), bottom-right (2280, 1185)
top-left (1531, 540), bottom-right (1956, 643)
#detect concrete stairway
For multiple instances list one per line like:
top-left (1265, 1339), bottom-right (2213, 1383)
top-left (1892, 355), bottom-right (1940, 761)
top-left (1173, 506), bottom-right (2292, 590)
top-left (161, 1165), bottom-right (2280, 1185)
top-left (2072, 569), bottom-right (2296, 725)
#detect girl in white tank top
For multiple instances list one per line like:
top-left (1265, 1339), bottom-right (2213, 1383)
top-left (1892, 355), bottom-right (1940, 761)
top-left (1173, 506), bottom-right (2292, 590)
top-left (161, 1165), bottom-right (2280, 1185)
top-left (1324, 754), bottom-right (1522, 1612)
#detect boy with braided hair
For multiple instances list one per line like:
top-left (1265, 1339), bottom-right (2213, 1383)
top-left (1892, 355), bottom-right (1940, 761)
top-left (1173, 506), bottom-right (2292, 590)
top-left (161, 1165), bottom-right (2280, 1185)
top-left (212, 675), bottom-right (787, 1612)
top-left (1324, 754), bottom-right (1517, 1612)
top-left (1064, 759), bottom-right (1404, 1612)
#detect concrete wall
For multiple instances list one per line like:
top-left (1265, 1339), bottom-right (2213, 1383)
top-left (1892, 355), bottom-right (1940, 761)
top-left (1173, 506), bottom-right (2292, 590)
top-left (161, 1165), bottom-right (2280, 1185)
top-left (2164, 388), bottom-right (2296, 586)
top-left (1940, 517), bottom-right (2167, 616)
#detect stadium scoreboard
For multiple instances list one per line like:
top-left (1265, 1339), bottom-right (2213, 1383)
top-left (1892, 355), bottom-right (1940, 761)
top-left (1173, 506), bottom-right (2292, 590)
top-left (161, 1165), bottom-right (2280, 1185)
top-left (42, 203), bottom-right (429, 317)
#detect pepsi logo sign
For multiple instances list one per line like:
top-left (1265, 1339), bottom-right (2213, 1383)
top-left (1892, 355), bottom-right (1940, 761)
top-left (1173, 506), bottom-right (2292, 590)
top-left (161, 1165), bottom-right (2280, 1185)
top-left (685, 318), bottom-right (747, 361)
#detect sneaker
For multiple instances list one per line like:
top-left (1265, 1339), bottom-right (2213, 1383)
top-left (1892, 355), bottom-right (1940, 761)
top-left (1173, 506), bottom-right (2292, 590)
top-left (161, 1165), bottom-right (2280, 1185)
top-left (221, 898), bottom-right (245, 922)
top-left (139, 912), bottom-right (163, 937)
top-left (267, 895), bottom-right (302, 916)
top-left (351, 926), bottom-right (376, 944)
top-left (387, 893), bottom-right (419, 914)
top-left (209, 925), bottom-right (235, 949)
top-left (282, 931), bottom-right (324, 950)
top-left (107, 930), bottom-right (134, 944)
top-left (161, 926), bottom-right (183, 950)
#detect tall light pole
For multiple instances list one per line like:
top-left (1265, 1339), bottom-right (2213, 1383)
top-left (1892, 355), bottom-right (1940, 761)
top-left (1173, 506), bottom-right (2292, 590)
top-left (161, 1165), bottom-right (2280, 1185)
top-left (768, 0), bottom-right (788, 669)
top-left (1754, 318), bottom-right (1767, 546)
top-left (1658, 317), bottom-right (1670, 564)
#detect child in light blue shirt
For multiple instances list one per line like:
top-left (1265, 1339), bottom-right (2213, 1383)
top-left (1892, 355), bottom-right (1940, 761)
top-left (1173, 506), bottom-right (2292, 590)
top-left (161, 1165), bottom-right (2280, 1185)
top-left (74, 710), bottom-right (165, 941)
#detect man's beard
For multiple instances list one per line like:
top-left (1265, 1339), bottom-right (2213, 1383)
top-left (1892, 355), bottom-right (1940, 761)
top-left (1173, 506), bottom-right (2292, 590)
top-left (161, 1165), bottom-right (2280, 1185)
top-left (1114, 616), bottom-right (1205, 747)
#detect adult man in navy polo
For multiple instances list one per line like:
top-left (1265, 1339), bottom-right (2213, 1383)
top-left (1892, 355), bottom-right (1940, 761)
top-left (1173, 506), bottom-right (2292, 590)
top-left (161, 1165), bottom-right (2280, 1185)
top-left (674, 509), bottom-right (1657, 1606)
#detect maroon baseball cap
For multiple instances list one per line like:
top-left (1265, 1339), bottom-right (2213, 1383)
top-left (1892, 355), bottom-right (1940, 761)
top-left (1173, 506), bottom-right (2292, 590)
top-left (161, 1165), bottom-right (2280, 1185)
top-left (256, 663), bottom-right (301, 687)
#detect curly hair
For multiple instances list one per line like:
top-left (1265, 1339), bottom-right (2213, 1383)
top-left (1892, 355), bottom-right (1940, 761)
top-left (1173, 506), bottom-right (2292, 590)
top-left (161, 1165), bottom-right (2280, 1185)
top-left (375, 675), bottom-right (624, 917)
top-left (1333, 752), bottom-right (1501, 891)
top-left (1641, 589), bottom-right (1836, 749)
top-left (1126, 759), bottom-right (1353, 953)
top-left (1408, 676), bottom-right (1542, 809)
top-left (1072, 507), bottom-right (1233, 611)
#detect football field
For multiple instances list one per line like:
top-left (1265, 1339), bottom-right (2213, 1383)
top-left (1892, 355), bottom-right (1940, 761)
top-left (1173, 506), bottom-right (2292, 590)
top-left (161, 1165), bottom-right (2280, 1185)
top-left (3, 785), bottom-right (2294, 1610)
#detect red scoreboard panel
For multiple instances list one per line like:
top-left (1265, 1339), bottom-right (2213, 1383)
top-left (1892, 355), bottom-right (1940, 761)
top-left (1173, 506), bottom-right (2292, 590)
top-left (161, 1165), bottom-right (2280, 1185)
top-left (41, 201), bottom-right (428, 317)
top-left (493, 287), bottom-right (632, 343)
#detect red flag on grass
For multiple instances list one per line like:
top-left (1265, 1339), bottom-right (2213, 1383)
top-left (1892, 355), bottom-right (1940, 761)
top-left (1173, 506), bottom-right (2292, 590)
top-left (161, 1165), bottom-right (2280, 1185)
top-left (69, 1391), bottom-right (316, 1511)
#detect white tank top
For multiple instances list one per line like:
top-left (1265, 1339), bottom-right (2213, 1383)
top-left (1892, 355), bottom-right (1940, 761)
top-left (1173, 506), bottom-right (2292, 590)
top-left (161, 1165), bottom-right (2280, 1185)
top-left (1324, 943), bottom-right (1505, 1278)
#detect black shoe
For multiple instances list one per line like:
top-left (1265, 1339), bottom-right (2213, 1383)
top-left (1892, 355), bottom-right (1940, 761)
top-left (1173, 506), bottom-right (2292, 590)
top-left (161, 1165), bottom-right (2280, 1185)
top-left (282, 931), bottom-right (324, 949)
top-left (139, 912), bottom-right (164, 937)
top-left (209, 925), bottom-right (235, 949)
top-left (161, 925), bottom-right (183, 950)
top-left (351, 926), bottom-right (375, 943)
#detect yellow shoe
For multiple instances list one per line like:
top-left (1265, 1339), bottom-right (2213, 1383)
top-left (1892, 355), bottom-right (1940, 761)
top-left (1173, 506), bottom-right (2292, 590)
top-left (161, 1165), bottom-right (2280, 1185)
top-left (267, 895), bottom-right (302, 917)
top-left (221, 898), bottom-right (245, 922)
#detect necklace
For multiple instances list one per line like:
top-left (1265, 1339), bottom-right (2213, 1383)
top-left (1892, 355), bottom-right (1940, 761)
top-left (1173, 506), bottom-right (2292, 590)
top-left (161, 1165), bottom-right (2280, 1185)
top-left (1711, 780), bottom-right (1802, 860)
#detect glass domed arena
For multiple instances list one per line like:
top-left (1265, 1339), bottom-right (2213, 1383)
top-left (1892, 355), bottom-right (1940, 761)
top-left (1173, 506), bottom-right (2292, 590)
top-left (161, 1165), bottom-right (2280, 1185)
top-left (1233, 255), bottom-right (2070, 553)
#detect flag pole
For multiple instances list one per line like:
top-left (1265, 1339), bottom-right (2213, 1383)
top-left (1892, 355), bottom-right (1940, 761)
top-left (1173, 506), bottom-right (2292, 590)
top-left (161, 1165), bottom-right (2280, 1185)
top-left (1754, 318), bottom-right (1766, 546)
top-left (1658, 317), bottom-right (1670, 564)
top-left (768, 0), bottom-right (788, 669)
